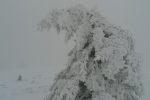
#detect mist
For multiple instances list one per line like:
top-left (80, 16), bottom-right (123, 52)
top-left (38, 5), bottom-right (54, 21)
top-left (0, 0), bottom-right (150, 99)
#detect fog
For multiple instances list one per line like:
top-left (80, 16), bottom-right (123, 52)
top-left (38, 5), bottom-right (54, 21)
top-left (0, 0), bottom-right (150, 99)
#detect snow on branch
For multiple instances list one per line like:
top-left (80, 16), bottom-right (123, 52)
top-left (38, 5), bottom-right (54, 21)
top-left (39, 4), bottom-right (143, 100)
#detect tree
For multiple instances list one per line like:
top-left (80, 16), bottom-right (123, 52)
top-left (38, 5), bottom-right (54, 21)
top-left (39, 4), bottom-right (143, 100)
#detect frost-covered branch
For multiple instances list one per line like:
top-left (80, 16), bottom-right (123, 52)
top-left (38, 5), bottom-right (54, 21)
top-left (39, 4), bottom-right (143, 100)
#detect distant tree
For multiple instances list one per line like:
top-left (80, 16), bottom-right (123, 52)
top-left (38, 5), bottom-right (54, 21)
top-left (17, 75), bottom-right (22, 81)
top-left (39, 4), bottom-right (143, 100)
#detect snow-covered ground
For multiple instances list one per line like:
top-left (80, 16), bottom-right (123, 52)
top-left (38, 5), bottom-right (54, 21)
top-left (0, 66), bottom-right (58, 100)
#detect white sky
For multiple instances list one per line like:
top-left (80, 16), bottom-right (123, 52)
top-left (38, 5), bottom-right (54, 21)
top-left (0, 0), bottom-right (150, 99)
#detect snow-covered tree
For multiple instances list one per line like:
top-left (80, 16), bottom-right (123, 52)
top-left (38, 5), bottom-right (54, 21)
top-left (39, 4), bottom-right (143, 100)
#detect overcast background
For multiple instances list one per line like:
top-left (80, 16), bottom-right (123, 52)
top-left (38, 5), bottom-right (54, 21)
top-left (0, 0), bottom-right (150, 100)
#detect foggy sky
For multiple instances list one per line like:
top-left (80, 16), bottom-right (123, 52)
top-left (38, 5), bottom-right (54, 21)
top-left (0, 0), bottom-right (150, 99)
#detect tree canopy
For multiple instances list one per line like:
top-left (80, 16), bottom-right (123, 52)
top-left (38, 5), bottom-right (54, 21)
top-left (39, 4), bottom-right (143, 100)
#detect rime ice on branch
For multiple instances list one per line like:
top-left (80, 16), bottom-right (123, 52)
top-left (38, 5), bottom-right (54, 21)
top-left (39, 4), bottom-right (143, 100)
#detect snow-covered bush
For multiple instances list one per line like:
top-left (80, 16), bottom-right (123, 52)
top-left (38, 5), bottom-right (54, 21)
top-left (17, 75), bottom-right (22, 81)
top-left (39, 4), bottom-right (143, 100)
